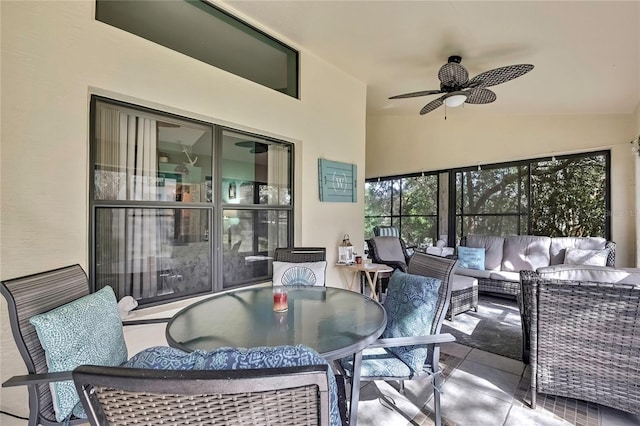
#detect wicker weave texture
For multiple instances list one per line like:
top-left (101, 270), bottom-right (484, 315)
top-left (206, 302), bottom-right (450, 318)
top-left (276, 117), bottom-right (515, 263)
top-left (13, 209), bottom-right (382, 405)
top-left (274, 247), bottom-right (326, 263)
top-left (523, 275), bottom-right (640, 415)
top-left (478, 278), bottom-right (520, 298)
top-left (448, 285), bottom-right (478, 320)
top-left (95, 386), bottom-right (321, 425)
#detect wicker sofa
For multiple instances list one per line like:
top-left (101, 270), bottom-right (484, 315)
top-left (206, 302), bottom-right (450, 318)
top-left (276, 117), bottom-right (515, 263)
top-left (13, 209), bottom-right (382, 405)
top-left (518, 267), bottom-right (640, 415)
top-left (456, 235), bottom-right (616, 298)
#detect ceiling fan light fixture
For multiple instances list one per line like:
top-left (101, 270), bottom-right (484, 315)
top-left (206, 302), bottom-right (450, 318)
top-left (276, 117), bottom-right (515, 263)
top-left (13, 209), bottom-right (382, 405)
top-left (444, 94), bottom-right (467, 108)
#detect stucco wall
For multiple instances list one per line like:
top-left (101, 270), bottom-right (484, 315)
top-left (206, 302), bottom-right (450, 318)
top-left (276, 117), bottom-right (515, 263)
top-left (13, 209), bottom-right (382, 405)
top-left (366, 111), bottom-right (638, 268)
top-left (0, 1), bottom-right (366, 418)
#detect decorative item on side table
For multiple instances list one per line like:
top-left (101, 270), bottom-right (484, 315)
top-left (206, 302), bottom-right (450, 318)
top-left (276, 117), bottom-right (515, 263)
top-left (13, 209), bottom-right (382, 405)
top-left (338, 234), bottom-right (355, 265)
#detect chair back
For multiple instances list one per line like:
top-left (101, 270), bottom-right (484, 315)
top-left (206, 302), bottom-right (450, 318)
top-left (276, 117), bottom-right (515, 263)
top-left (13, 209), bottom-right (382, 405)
top-left (1, 264), bottom-right (90, 425)
top-left (74, 364), bottom-right (332, 426)
top-left (274, 247), bottom-right (326, 262)
top-left (373, 225), bottom-right (400, 238)
top-left (366, 236), bottom-right (411, 272)
top-left (273, 247), bottom-right (327, 286)
top-left (520, 271), bottom-right (640, 414)
top-left (407, 252), bottom-right (457, 336)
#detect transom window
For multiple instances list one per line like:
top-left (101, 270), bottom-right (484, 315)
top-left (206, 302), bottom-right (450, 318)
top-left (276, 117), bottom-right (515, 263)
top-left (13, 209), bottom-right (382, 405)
top-left (96, 0), bottom-right (299, 97)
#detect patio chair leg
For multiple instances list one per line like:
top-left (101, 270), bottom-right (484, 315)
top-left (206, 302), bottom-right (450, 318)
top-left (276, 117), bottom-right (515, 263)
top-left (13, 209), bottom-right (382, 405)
top-left (531, 388), bottom-right (537, 409)
top-left (433, 372), bottom-right (443, 426)
top-left (399, 380), bottom-right (405, 394)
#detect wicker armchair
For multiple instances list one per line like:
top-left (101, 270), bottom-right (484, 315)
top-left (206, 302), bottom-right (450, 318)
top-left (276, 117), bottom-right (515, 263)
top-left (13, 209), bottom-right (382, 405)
top-left (73, 363), bottom-right (334, 426)
top-left (519, 270), bottom-right (640, 415)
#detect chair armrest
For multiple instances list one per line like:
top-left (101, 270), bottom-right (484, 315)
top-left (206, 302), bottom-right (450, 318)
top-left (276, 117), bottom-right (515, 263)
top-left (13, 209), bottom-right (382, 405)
top-left (122, 318), bottom-right (171, 326)
top-left (367, 333), bottom-right (455, 349)
top-left (381, 260), bottom-right (407, 272)
top-left (2, 371), bottom-right (73, 387)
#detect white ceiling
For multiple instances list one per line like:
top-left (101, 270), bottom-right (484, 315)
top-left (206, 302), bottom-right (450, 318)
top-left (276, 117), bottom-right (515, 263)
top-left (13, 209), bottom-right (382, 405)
top-left (224, 0), bottom-right (640, 117)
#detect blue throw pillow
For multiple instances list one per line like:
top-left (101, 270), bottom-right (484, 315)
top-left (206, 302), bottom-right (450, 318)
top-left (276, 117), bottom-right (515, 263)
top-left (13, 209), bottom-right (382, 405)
top-left (382, 270), bottom-right (441, 373)
top-left (125, 345), bottom-right (342, 426)
top-left (457, 246), bottom-right (486, 270)
top-left (29, 286), bottom-right (127, 422)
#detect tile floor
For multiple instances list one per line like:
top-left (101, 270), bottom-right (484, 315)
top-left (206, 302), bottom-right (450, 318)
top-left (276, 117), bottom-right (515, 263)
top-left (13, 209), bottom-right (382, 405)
top-left (356, 342), bottom-right (640, 426)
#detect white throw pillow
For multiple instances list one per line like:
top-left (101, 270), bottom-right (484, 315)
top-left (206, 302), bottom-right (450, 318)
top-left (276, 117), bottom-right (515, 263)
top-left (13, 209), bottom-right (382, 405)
top-left (564, 248), bottom-right (609, 266)
top-left (272, 261), bottom-right (327, 286)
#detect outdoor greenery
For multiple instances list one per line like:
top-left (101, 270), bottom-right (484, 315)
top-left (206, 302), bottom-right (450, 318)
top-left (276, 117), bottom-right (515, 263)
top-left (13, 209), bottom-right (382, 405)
top-left (530, 156), bottom-right (606, 237)
top-left (365, 174), bottom-right (438, 247)
top-left (365, 152), bottom-right (608, 247)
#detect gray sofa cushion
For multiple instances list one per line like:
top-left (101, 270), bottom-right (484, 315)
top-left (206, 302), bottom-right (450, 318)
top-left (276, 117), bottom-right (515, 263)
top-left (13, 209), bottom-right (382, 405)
top-left (451, 274), bottom-right (478, 291)
top-left (489, 271), bottom-right (520, 282)
top-left (464, 235), bottom-right (504, 271)
top-left (549, 237), bottom-right (607, 265)
top-left (455, 267), bottom-right (492, 280)
top-left (502, 235), bottom-right (551, 272)
top-left (536, 264), bottom-right (640, 286)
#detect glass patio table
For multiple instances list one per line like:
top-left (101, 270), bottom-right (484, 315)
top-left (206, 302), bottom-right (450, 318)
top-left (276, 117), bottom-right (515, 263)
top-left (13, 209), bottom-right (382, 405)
top-left (166, 285), bottom-right (387, 426)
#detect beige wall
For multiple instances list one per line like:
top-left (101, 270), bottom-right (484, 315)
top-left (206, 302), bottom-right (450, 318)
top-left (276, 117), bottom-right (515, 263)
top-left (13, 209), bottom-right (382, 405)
top-left (0, 1), bottom-right (366, 418)
top-left (366, 111), bottom-right (639, 267)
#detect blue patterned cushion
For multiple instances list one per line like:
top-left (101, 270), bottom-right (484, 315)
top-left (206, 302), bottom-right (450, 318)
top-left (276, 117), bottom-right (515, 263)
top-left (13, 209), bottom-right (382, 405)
top-left (382, 270), bottom-right (441, 373)
top-left (29, 286), bottom-right (127, 421)
top-left (457, 246), bottom-right (485, 270)
top-left (339, 347), bottom-right (413, 378)
top-left (125, 345), bottom-right (341, 426)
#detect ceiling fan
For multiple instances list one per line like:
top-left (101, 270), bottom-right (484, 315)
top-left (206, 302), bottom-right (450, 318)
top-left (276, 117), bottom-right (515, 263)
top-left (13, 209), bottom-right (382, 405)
top-left (390, 55), bottom-right (534, 115)
top-left (235, 140), bottom-right (269, 154)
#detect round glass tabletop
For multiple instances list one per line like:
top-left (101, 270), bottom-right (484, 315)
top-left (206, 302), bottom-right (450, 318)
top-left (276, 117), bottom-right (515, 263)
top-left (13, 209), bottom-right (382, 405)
top-left (166, 286), bottom-right (387, 360)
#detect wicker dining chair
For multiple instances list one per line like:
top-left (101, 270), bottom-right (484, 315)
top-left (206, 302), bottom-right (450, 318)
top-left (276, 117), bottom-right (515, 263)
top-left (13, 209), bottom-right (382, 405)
top-left (274, 247), bottom-right (327, 263)
top-left (273, 247), bottom-right (327, 286)
top-left (73, 363), bottom-right (333, 426)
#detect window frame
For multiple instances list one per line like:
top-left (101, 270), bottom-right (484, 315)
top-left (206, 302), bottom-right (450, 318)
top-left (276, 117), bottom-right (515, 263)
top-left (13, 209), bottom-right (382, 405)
top-left (89, 95), bottom-right (295, 307)
top-left (365, 150), bottom-right (611, 247)
top-left (364, 172), bottom-right (440, 247)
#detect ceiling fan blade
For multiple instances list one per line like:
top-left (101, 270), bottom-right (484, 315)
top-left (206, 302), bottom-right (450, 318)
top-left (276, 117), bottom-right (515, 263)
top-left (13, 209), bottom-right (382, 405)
top-left (389, 89), bottom-right (443, 99)
top-left (465, 88), bottom-right (497, 104)
top-left (438, 62), bottom-right (469, 87)
top-left (468, 64), bottom-right (534, 88)
top-left (420, 97), bottom-right (444, 115)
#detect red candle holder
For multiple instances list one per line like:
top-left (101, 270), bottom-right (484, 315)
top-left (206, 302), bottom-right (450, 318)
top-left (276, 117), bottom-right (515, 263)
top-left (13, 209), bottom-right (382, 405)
top-left (273, 287), bottom-right (288, 312)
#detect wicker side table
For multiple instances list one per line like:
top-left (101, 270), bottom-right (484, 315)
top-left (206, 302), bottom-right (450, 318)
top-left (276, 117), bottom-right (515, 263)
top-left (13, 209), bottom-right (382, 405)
top-left (447, 275), bottom-right (478, 321)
